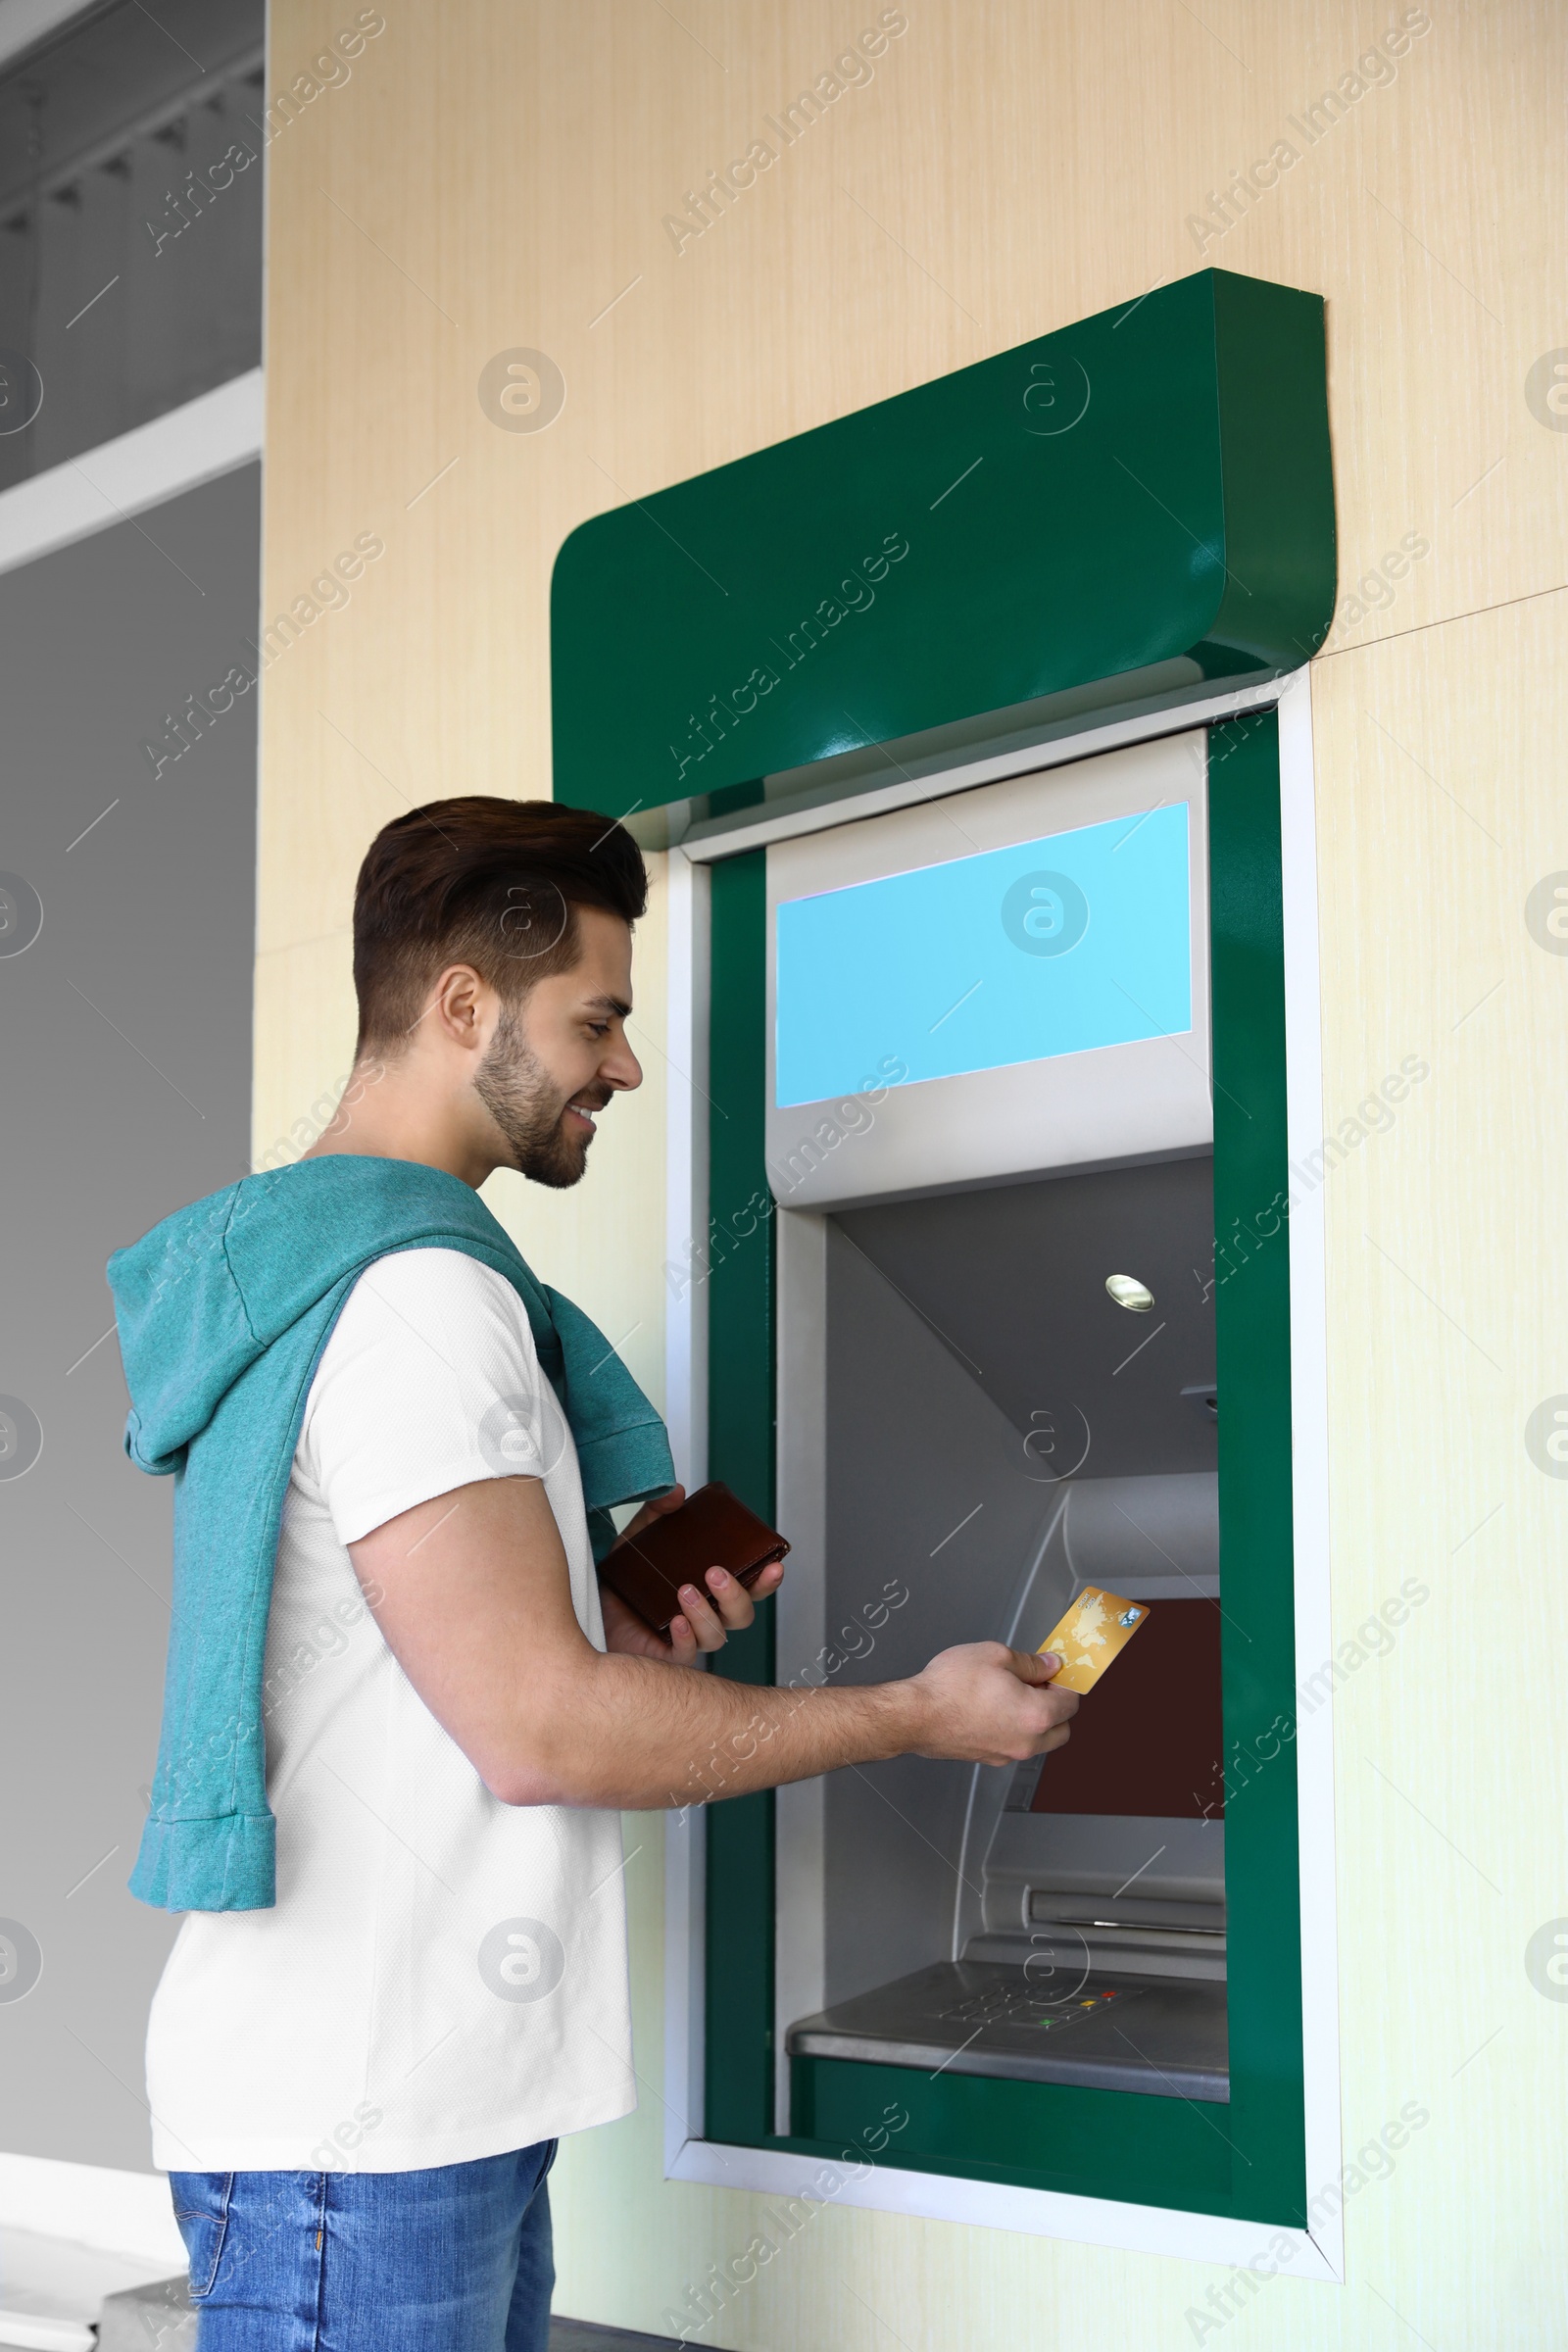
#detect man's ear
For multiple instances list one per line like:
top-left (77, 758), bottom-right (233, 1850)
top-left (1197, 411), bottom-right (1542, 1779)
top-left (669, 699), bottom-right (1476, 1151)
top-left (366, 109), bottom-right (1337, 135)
top-left (427, 964), bottom-right (494, 1052)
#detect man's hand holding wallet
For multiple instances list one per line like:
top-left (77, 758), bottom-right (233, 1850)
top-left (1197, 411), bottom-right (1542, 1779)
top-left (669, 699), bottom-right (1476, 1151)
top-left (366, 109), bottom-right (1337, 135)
top-left (598, 1481), bottom-right (790, 1662)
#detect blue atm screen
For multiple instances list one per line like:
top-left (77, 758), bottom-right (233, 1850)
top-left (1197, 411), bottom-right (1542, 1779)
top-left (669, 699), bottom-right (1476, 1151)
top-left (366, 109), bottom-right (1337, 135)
top-left (774, 805), bottom-right (1192, 1108)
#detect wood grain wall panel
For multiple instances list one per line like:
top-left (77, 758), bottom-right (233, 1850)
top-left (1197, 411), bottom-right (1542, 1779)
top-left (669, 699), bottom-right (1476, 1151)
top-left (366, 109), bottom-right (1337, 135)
top-left (1305, 596), bottom-right (1568, 2344)
top-left (257, 3), bottom-right (1567, 2342)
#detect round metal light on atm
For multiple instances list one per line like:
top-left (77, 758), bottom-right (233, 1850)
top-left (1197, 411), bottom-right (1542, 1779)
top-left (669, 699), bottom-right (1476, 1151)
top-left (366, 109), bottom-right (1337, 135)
top-left (1105, 1274), bottom-right (1155, 1312)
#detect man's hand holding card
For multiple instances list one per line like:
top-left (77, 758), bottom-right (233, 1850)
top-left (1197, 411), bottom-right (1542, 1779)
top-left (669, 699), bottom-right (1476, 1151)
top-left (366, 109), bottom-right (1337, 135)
top-left (1038, 1586), bottom-right (1152, 1693)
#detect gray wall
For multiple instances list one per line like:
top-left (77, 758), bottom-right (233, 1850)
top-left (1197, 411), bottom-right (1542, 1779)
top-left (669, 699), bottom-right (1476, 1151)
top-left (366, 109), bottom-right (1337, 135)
top-left (0, 462), bottom-right (258, 2169)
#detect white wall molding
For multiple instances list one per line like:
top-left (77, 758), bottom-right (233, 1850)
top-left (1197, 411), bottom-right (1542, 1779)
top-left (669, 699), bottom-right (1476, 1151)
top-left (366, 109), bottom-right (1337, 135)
top-left (1277, 664), bottom-right (1346, 2281)
top-left (0, 2154), bottom-right (182, 2268)
top-left (0, 368), bottom-right (263, 579)
top-left (0, 0), bottom-right (99, 74)
top-left (665, 2134), bottom-right (1341, 2277)
top-left (662, 847), bottom-right (710, 2179)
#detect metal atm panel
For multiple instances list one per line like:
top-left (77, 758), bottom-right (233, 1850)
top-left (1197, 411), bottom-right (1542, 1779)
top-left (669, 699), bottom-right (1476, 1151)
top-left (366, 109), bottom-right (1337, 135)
top-left (767, 732), bottom-right (1232, 2119)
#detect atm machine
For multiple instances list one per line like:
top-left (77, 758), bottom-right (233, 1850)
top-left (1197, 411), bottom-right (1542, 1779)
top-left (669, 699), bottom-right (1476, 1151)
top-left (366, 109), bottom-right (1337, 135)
top-left (552, 265), bottom-right (1334, 2243)
top-left (674, 705), bottom-right (1316, 2230)
top-left (765, 731), bottom-right (1228, 2119)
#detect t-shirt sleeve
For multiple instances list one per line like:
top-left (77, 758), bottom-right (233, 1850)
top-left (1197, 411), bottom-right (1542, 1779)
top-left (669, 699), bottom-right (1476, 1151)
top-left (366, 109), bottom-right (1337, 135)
top-left (298, 1247), bottom-right (573, 1547)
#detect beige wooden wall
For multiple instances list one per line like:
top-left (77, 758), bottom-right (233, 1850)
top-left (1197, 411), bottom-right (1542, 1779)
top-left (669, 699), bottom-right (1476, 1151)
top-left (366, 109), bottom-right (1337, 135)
top-left (257, 2), bottom-right (1568, 2343)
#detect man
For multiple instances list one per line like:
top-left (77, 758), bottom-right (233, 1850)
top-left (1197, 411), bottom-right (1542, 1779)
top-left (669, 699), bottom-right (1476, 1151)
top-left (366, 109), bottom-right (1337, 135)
top-left (113, 798), bottom-right (1077, 2351)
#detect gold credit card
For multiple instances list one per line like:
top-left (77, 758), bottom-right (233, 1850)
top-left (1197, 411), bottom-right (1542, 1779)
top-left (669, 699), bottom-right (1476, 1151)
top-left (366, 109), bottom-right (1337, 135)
top-left (1038, 1587), bottom-right (1152, 1692)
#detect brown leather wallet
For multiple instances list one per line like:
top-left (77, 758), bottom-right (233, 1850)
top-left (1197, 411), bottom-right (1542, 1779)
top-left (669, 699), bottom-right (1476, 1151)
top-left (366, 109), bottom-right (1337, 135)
top-left (599, 1481), bottom-right (790, 1636)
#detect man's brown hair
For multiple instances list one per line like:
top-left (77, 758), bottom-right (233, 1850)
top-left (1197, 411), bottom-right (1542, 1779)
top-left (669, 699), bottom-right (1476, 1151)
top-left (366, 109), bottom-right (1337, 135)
top-left (352, 797), bottom-right (648, 1055)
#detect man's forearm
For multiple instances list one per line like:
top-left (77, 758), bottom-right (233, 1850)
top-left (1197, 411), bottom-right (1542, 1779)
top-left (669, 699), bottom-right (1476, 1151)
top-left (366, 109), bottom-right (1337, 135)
top-left (498, 1649), bottom-right (924, 1810)
top-left (352, 1480), bottom-right (1074, 1806)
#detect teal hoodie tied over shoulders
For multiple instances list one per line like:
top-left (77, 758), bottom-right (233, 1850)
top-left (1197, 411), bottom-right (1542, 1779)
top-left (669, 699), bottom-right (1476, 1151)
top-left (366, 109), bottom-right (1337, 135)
top-left (109, 1155), bottom-right (675, 1914)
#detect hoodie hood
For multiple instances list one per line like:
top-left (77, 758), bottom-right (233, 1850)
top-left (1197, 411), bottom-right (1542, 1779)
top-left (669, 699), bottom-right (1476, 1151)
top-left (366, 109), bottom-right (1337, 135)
top-left (111, 1156), bottom-right (556, 1475)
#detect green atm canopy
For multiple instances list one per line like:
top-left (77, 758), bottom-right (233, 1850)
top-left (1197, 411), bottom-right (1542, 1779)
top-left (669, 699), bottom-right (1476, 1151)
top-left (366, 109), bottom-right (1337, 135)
top-left (551, 268), bottom-right (1335, 848)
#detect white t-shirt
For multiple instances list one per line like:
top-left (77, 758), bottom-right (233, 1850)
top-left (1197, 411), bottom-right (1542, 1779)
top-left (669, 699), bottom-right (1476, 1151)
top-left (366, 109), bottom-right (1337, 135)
top-left (145, 1249), bottom-right (636, 2174)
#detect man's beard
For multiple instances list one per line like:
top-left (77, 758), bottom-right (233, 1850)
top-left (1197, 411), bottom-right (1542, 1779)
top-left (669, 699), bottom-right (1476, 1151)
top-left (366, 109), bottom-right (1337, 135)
top-left (473, 1006), bottom-right (595, 1190)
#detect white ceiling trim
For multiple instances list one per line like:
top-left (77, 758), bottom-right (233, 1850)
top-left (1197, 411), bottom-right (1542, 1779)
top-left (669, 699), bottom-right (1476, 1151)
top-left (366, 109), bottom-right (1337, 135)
top-left (0, 367), bottom-right (262, 576)
top-left (0, 0), bottom-right (102, 74)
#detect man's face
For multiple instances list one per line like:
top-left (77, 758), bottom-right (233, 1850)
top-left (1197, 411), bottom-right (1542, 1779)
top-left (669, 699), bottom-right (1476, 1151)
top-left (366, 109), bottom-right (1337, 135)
top-left (473, 906), bottom-right (642, 1189)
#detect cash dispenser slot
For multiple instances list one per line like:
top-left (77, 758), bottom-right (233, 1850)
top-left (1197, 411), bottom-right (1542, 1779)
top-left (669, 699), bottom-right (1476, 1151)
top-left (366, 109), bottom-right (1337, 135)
top-left (780, 1154), bottom-right (1230, 2107)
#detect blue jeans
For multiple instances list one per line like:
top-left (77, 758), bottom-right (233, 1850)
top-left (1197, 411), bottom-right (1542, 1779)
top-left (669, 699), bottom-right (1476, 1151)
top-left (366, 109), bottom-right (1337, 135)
top-left (169, 2141), bottom-right (556, 2351)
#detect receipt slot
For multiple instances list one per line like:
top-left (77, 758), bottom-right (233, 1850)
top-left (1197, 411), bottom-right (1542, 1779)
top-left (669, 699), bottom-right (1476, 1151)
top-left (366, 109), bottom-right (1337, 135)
top-left (696, 715), bottom-right (1314, 2227)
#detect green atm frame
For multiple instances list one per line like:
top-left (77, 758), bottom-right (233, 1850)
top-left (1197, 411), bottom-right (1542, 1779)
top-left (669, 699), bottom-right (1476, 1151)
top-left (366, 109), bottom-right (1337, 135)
top-left (553, 270), bottom-right (1342, 2265)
